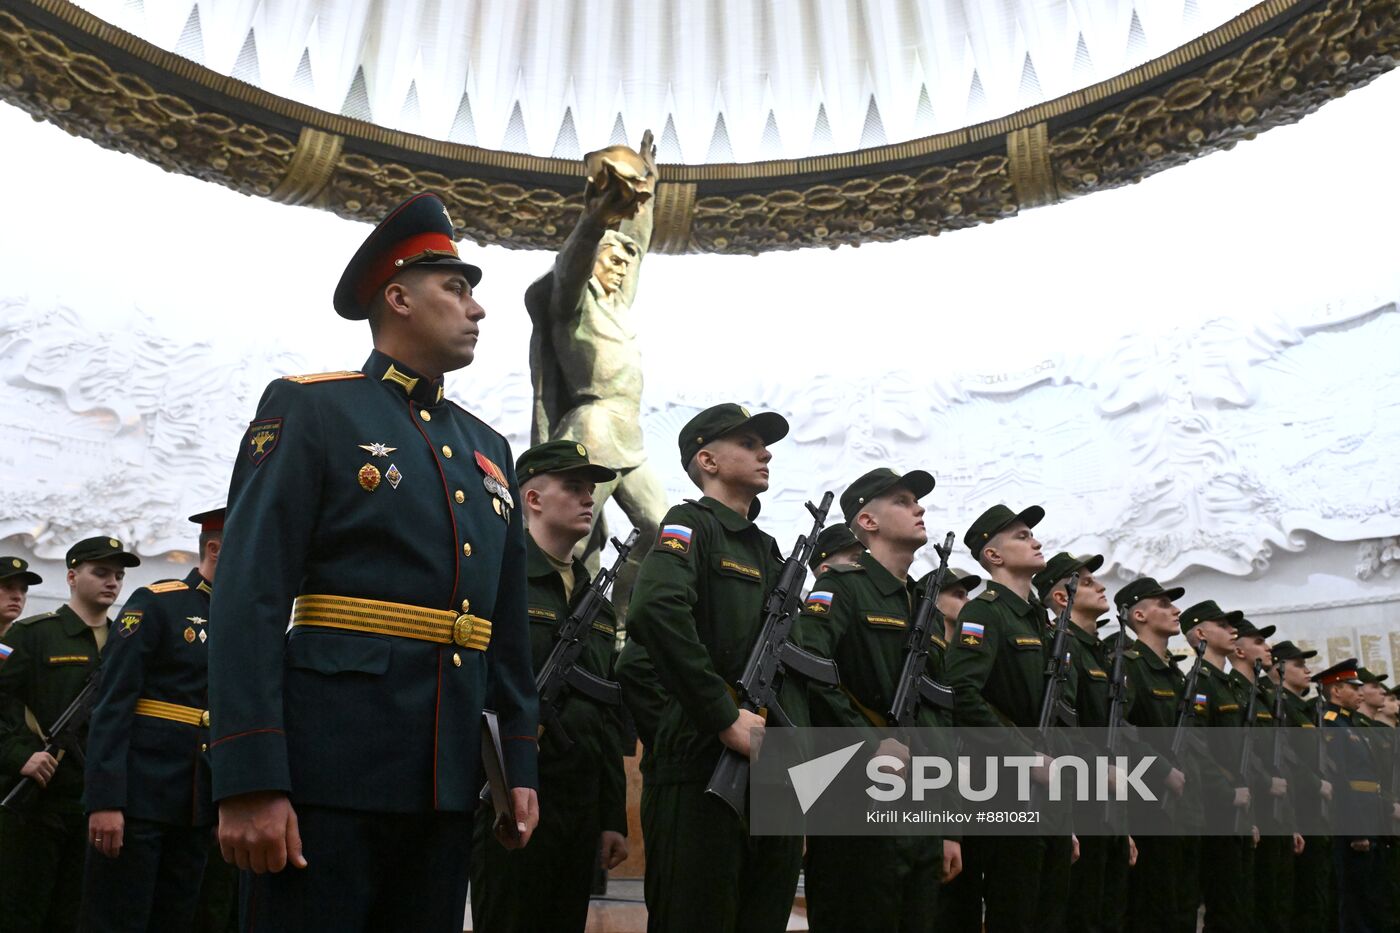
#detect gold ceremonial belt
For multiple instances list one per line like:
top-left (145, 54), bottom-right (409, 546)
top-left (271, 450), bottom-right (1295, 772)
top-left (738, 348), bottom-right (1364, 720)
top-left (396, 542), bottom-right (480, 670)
top-left (1348, 780), bottom-right (1381, 793)
top-left (292, 594), bottom-right (492, 652)
top-left (134, 698), bottom-right (210, 727)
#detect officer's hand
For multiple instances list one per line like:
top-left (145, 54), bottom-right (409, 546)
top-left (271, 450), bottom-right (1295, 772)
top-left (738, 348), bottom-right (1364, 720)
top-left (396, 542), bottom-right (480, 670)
top-left (1071, 834), bottom-right (1080, 863)
top-left (1320, 780), bottom-right (1333, 801)
top-left (1350, 838), bottom-right (1371, 852)
top-left (1030, 752), bottom-right (1055, 787)
top-left (941, 839), bottom-right (963, 882)
top-left (1269, 776), bottom-right (1287, 798)
top-left (1293, 833), bottom-right (1305, 855)
top-left (89, 809), bottom-right (124, 858)
top-left (873, 738), bottom-right (911, 774)
top-left (1251, 825), bottom-right (1260, 847)
top-left (1166, 767), bottom-right (1186, 797)
top-left (1233, 786), bottom-right (1251, 809)
top-left (600, 830), bottom-right (629, 869)
top-left (496, 787), bottom-right (539, 850)
top-left (1127, 836), bottom-right (1138, 867)
top-left (719, 709), bottom-right (766, 760)
top-left (218, 791), bottom-right (307, 874)
top-left (19, 751), bottom-right (58, 786)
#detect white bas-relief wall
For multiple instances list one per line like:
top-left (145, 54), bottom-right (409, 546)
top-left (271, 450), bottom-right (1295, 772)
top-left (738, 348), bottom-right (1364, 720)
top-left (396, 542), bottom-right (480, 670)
top-left (3, 293), bottom-right (1399, 661)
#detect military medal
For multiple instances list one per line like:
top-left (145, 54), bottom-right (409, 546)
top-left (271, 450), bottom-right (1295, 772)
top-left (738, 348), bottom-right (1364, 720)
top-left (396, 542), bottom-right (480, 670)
top-left (358, 442), bottom-right (397, 458)
top-left (184, 627), bottom-right (196, 643)
top-left (386, 464), bottom-right (402, 490)
top-left (199, 630), bottom-right (207, 643)
top-left (358, 463), bottom-right (381, 492)
top-left (475, 451), bottom-right (514, 520)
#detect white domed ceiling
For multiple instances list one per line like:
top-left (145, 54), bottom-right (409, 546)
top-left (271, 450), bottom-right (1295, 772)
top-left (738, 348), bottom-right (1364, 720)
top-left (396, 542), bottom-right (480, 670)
top-left (70, 0), bottom-right (1257, 162)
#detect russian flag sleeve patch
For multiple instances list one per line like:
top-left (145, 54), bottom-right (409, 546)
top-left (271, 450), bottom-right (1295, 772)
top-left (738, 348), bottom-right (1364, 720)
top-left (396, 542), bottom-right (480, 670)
top-left (959, 620), bottom-right (986, 646)
top-left (657, 524), bottom-right (693, 555)
top-left (804, 591), bottom-right (834, 614)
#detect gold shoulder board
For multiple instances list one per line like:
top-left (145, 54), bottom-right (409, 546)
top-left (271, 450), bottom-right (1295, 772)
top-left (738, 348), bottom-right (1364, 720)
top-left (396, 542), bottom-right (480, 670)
top-left (147, 580), bottom-right (189, 594)
top-left (282, 371), bottom-right (366, 384)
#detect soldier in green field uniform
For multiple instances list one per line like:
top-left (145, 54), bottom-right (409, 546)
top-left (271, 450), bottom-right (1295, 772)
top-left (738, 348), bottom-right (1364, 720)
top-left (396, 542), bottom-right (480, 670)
top-left (1228, 620), bottom-right (1301, 933)
top-left (1179, 600), bottom-right (1252, 933)
top-left (1272, 639), bottom-right (1335, 933)
top-left (626, 403), bottom-right (799, 932)
top-left (1034, 553), bottom-right (1130, 933)
top-left (470, 440), bottom-right (628, 931)
top-left (791, 467), bottom-right (962, 932)
top-left (0, 559), bottom-right (41, 640)
top-left (808, 524), bottom-right (863, 577)
top-left (944, 503), bottom-right (1069, 933)
top-left (1355, 667), bottom-right (1400, 933)
top-left (1115, 577), bottom-right (1198, 933)
top-left (0, 536), bottom-right (139, 933)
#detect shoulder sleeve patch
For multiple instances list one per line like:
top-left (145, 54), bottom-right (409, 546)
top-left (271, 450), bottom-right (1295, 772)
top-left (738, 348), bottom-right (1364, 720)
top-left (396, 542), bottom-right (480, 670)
top-left (656, 523), bottom-right (694, 555)
top-left (803, 590), bottom-right (834, 614)
top-left (959, 619), bottom-right (987, 645)
top-left (116, 610), bottom-right (143, 638)
top-left (282, 371), bottom-right (365, 384)
top-left (147, 580), bottom-right (189, 594)
top-left (246, 417), bottom-right (283, 465)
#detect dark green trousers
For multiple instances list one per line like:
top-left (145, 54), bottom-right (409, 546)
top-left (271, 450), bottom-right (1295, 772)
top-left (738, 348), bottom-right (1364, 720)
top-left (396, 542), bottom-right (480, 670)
top-left (640, 781), bottom-right (801, 933)
top-left (1291, 835), bottom-right (1333, 933)
top-left (1253, 834), bottom-right (1294, 931)
top-left (956, 835), bottom-right (1070, 933)
top-left (0, 806), bottom-right (84, 933)
top-left (1067, 835), bottom-right (1128, 933)
top-left (1127, 836), bottom-right (1199, 933)
top-left (469, 786), bottom-right (601, 932)
top-left (1199, 835), bottom-right (1253, 933)
top-left (933, 837), bottom-right (982, 933)
top-left (804, 835), bottom-right (941, 933)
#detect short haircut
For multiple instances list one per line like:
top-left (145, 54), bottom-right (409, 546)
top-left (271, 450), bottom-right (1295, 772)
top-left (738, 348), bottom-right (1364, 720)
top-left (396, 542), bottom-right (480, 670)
top-left (198, 530), bottom-right (222, 560)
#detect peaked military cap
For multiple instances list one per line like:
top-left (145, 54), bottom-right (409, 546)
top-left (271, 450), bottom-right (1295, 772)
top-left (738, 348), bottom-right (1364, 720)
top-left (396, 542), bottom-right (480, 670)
top-left (0, 557), bottom-right (41, 587)
top-left (1115, 577), bottom-right (1187, 615)
top-left (963, 503), bottom-right (1044, 554)
top-left (1233, 618), bottom-right (1276, 640)
top-left (839, 468), bottom-right (936, 523)
top-left (678, 403), bottom-right (788, 468)
top-left (516, 440), bottom-right (618, 483)
top-left (1357, 667), bottom-right (1389, 685)
top-left (1313, 658), bottom-right (1362, 687)
top-left (809, 524), bottom-right (862, 571)
top-left (1178, 599), bottom-right (1242, 631)
top-left (1271, 640), bottom-right (1317, 662)
top-left (940, 567), bottom-right (983, 593)
top-left (65, 536), bottom-right (141, 569)
top-left (1032, 552), bottom-right (1104, 602)
top-left (187, 506), bottom-right (227, 533)
top-left (333, 193), bottom-right (482, 320)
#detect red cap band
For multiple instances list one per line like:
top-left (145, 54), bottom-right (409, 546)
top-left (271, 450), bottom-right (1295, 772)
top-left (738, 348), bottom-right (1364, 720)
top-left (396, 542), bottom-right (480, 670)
top-left (355, 232), bottom-right (459, 307)
top-left (200, 515), bottom-right (225, 533)
top-left (1319, 668), bottom-right (1359, 686)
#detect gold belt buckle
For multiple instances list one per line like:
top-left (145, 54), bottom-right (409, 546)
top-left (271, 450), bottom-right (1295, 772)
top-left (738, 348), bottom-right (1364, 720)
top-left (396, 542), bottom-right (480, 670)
top-left (452, 613), bottom-right (477, 648)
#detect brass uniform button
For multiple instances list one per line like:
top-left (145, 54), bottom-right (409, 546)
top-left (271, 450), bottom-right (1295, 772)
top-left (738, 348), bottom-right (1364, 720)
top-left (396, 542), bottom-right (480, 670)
top-left (419, 410), bottom-right (431, 422)
top-left (200, 711), bottom-right (211, 727)
top-left (200, 743), bottom-right (208, 752)
top-left (452, 652), bottom-right (462, 667)
top-left (462, 543), bottom-right (473, 557)
top-left (442, 445), bottom-right (453, 458)
top-left (454, 490), bottom-right (465, 503)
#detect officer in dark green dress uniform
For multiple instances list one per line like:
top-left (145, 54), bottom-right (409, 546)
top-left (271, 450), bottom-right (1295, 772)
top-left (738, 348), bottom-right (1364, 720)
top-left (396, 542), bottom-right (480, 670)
top-left (207, 193), bottom-right (540, 933)
top-left (808, 523), bottom-right (863, 577)
top-left (1179, 600), bottom-right (1252, 933)
top-left (469, 440), bottom-right (627, 932)
top-left (0, 536), bottom-right (139, 933)
top-left (792, 467), bottom-right (960, 932)
top-left (626, 403), bottom-right (798, 932)
top-left (1272, 639), bottom-right (1335, 933)
top-left (1115, 577), bottom-right (1199, 933)
top-left (1033, 552), bottom-right (1130, 933)
top-left (0, 558), bottom-right (41, 639)
top-left (944, 503), bottom-right (1069, 933)
top-left (1316, 659), bottom-right (1387, 932)
top-left (81, 508), bottom-right (224, 932)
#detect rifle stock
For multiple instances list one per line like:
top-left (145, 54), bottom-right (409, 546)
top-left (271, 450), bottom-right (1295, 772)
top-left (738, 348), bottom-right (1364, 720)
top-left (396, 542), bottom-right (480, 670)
top-left (887, 533), bottom-right (956, 728)
top-left (2, 666), bottom-right (102, 815)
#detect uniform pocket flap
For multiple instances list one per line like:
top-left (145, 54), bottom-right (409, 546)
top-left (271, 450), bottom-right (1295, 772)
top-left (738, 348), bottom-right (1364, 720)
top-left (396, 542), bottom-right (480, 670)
top-left (286, 631), bottom-right (390, 676)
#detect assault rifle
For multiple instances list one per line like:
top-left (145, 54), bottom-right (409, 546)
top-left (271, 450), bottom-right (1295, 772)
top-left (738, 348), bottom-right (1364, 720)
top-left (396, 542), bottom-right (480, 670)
top-left (887, 532), bottom-right (956, 727)
top-left (706, 492), bottom-right (841, 817)
top-left (1269, 674), bottom-right (1290, 825)
top-left (1037, 574), bottom-right (1080, 738)
top-left (1232, 658), bottom-right (1264, 834)
top-left (1314, 693), bottom-right (1335, 823)
top-left (534, 529), bottom-right (638, 747)
top-left (1103, 619), bottom-right (1134, 823)
top-left (2, 665), bottom-right (102, 815)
